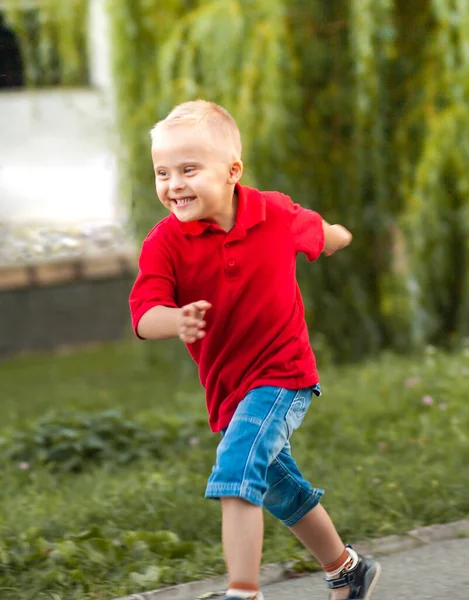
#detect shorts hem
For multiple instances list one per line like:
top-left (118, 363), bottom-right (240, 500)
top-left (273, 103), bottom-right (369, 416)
top-left (281, 489), bottom-right (325, 527)
top-left (205, 482), bottom-right (264, 506)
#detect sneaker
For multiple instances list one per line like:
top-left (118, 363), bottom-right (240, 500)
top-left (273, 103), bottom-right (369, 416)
top-left (224, 594), bottom-right (264, 600)
top-left (325, 549), bottom-right (381, 600)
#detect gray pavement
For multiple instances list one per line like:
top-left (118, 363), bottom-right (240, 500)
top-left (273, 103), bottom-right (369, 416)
top-left (115, 521), bottom-right (469, 600)
top-left (263, 538), bottom-right (469, 600)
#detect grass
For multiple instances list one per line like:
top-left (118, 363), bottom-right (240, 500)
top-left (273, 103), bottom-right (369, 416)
top-left (0, 340), bottom-right (469, 599)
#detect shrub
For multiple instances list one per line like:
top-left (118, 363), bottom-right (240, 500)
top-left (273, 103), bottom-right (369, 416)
top-left (2, 410), bottom-right (201, 473)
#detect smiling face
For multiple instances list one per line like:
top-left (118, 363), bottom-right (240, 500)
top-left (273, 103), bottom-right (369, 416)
top-left (151, 120), bottom-right (243, 231)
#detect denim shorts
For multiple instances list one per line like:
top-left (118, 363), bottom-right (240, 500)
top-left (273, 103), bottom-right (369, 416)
top-left (205, 384), bottom-right (324, 526)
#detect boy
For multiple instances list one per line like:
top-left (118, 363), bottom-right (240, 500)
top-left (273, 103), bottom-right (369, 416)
top-left (129, 100), bottom-right (380, 600)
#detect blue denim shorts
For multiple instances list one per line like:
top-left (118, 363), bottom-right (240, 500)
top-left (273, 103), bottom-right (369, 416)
top-left (205, 384), bottom-right (324, 526)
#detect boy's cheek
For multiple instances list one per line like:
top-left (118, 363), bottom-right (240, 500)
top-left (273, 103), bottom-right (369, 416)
top-left (156, 189), bottom-right (168, 204)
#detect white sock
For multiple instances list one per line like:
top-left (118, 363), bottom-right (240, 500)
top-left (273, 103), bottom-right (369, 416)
top-left (226, 590), bottom-right (263, 600)
top-left (326, 547), bottom-right (359, 580)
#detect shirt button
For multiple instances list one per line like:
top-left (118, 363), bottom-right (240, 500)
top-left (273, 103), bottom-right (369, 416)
top-left (226, 243), bottom-right (232, 248)
top-left (228, 259), bottom-right (235, 267)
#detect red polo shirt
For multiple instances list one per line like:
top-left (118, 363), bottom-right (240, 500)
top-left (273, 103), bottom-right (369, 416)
top-left (129, 184), bottom-right (324, 432)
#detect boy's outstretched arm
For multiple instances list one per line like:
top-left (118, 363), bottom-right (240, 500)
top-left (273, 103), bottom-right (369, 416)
top-left (322, 220), bottom-right (352, 256)
top-left (137, 301), bottom-right (211, 343)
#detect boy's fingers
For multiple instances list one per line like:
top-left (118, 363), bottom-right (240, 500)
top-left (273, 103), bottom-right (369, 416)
top-left (183, 331), bottom-right (204, 343)
top-left (180, 302), bottom-right (211, 342)
top-left (181, 319), bottom-right (206, 332)
top-left (182, 301), bottom-right (211, 317)
top-left (181, 317), bottom-right (200, 327)
top-left (184, 304), bottom-right (211, 322)
top-left (183, 317), bottom-right (206, 328)
top-left (193, 300), bottom-right (212, 312)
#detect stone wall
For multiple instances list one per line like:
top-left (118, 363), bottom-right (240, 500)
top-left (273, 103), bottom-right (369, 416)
top-left (0, 253), bottom-right (135, 359)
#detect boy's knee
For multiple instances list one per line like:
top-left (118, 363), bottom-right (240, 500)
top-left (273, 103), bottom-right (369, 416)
top-left (263, 481), bottom-right (324, 526)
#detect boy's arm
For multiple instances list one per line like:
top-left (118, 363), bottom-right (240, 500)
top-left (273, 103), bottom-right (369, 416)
top-left (137, 301), bottom-right (212, 343)
top-left (137, 305), bottom-right (182, 340)
top-left (280, 194), bottom-right (351, 261)
top-left (322, 220), bottom-right (352, 256)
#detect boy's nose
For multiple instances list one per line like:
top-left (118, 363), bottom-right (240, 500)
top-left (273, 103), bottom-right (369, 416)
top-left (170, 176), bottom-right (185, 192)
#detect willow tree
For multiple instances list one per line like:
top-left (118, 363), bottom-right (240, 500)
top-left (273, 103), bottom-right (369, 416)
top-left (109, 0), bottom-right (299, 237)
top-left (7, 0), bottom-right (469, 360)
top-left (396, 0), bottom-right (469, 347)
top-left (4, 0), bottom-right (87, 86)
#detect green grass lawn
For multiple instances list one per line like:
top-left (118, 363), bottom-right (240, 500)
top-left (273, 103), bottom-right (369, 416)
top-left (1, 340), bottom-right (469, 600)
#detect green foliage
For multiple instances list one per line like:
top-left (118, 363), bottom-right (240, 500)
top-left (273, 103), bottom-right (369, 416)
top-left (0, 524), bottom-right (194, 595)
top-left (107, 0), bottom-right (469, 360)
top-left (5, 0), bottom-right (88, 86)
top-left (109, 0), bottom-right (299, 236)
top-left (1, 341), bottom-right (469, 598)
top-left (2, 409), bottom-right (205, 472)
top-left (9, 0), bottom-right (469, 359)
top-left (396, 0), bottom-right (469, 348)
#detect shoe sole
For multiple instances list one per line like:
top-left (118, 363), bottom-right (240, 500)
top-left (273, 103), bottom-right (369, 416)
top-left (363, 560), bottom-right (381, 600)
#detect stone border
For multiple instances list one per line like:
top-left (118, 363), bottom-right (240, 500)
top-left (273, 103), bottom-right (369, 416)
top-left (113, 519), bottom-right (469, 600)
top-left (0, 251), bottom-right (136, 291)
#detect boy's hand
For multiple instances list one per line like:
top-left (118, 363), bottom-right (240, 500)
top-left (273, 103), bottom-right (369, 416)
top-left (177, 301), bottom-right (212, 344)
top-left (323, 222), bottom-right (353, 256)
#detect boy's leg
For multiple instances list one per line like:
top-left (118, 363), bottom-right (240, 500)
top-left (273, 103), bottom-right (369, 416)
top-left (221, 498), bottom-right (263, 587)
top-left (289, 504), bottom-right (353, 600)
top-left (205, 386), bottom-right (315, 599)
top-left (289, 503), bottom-right (346, 566)
top-left (264, 445), bottom-right (380, 599)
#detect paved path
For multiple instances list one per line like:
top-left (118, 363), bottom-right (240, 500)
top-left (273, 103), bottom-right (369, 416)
top-left (115, 522), bottom-right (469, 600)
top-left (263, 538), bottom-right (469, 599)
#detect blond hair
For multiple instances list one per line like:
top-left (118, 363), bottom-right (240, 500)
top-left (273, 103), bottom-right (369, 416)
top-left (150, 100), bottom-right (242, 160)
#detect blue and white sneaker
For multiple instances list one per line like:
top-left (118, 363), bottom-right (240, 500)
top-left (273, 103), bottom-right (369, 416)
top-left (326, 548), bottom-right (381, 599)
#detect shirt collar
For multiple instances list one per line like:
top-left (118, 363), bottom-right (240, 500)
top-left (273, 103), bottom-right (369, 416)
top-left (175, 183), bottom-right (266, 237)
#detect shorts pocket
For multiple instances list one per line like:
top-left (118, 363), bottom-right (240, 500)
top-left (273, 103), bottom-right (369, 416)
top-left (284, 389), bottom-right (312, 438)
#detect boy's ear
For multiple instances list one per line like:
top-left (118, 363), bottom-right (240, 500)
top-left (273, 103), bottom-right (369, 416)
top-left (228, 159), bottom-right (243, 184)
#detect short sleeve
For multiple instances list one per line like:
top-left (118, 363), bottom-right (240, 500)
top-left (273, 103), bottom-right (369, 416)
top-left (288, 200), bottom-right (325, 261)
top-left (129, 232), bottom-right (177, 338)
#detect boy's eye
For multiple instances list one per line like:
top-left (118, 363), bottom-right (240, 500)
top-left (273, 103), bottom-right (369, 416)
top-left (157, 170), bottom-right (168, 178)
top-left (184, 166), bottom-right (196, 174)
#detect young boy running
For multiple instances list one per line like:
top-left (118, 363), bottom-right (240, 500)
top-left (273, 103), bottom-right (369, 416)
top-left (129, 100), bottom-right (380, 600)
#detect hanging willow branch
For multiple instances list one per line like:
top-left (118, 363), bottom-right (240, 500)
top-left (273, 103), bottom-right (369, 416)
top-left (109, 0), bottom-right (299, 237)
top-left (397, 0), bottom-right (469, 347)
top-left (156, 0), bottom-right (298, 178)
top-left (109, 0), bottom-right (469, 358)
top-left (7, 0), bottom-right (469, 359)
top-left (4, 0), bottom-right (88, 86)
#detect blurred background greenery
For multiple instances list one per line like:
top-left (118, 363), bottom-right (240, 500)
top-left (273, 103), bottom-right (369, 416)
top-left (6, 0), bottom-right (469, 362)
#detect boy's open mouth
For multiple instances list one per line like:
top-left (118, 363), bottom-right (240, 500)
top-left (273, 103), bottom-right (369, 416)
top-left (173, 197), bottom-right (196, 207)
